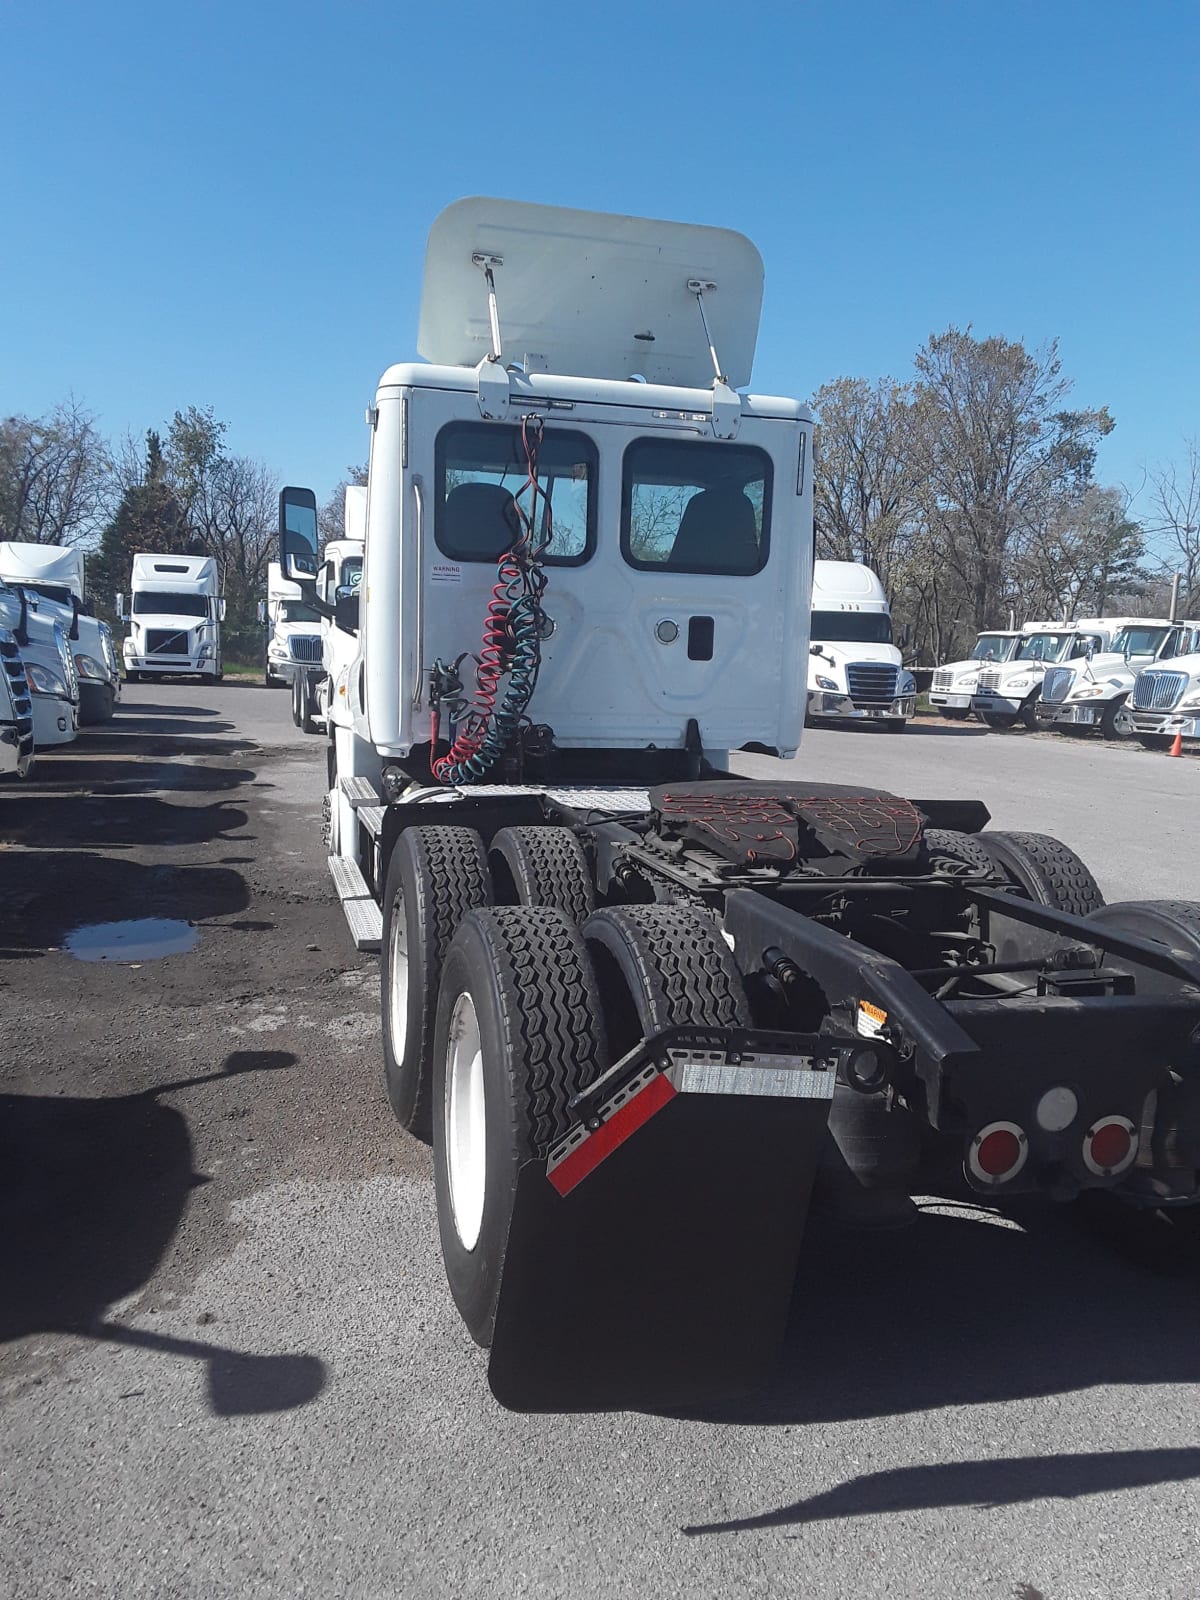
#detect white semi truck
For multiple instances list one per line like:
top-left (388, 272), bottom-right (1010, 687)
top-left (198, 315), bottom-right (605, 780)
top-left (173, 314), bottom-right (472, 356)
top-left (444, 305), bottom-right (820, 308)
top-left (278, 198), bottom-right (1200, 1412)
top-left (0, 583), bottom-right (36, 776)
top-left (1036, 618), bottom-right (1200, 742)
top-left (120, 554), bottom-right (224, 682)
top-left (263, 561), bottom-right (323, 688)
top-left (1129, 634), bottom-right (1200, 749)
top-left (0, 579), bottom-right (78, 750)
top-left (971, 618), bottom-right (1113, 729)
top-left (928, 630), bottom-right (1021, 719)
top-left (805, 560), bottom-right (915, 732)
top-left (0, 541), bottom-right (120, 723)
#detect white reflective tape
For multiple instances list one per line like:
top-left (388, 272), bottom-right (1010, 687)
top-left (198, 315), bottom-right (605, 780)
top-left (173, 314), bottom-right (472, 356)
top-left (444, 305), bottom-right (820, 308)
top-left (667, 1056), bottom-right (834, 1100)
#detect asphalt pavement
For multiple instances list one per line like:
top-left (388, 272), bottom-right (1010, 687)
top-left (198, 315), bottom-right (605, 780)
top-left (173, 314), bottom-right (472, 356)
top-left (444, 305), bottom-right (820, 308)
top-left (3, 692), bottom-right (1200, 1600)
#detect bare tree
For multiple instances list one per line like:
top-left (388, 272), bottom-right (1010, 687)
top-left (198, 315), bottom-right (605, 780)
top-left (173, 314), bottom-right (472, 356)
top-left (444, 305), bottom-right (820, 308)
top-left (0, 399), bottom-right (112, 547)
top-left (812, 376), bottom-right (919, 591)
top-left (319, 464), bottom-right (369, 545)
top-left (1148, 439), bottom-right (1200, 613)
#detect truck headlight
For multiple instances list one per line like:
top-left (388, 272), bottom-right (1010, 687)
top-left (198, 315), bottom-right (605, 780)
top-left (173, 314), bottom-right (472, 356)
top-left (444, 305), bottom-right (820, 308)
top-left (1180, 691), bottom-right (1200, 710)
top-left (74, 653), bottom-right (107, 680)
top-left (1008, 676), bottom-right (1032, 690)
top-left (900, 672), bottom-right (916, 695)
top-left (815, 676), bottom-right (839, 691)
top-left (198, 643), bottom-right (214, 660)
top-left (26, 662), bottom-right (68, 697)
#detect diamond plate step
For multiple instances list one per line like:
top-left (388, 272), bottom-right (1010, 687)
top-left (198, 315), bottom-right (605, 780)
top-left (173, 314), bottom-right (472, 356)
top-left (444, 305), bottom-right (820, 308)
top-left (359, 805), bottom-right (386, 839)
top-left (328, 854), bottom-right (371, 902)
top-left (340, 774), bottom-right (381, 808)
top-left (344, 896), bottom-right (383, 952)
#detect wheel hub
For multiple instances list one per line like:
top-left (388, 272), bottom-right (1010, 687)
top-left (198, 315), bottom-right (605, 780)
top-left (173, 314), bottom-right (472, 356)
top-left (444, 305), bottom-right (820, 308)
top-left (446, 991), bottom-right (487, 1251)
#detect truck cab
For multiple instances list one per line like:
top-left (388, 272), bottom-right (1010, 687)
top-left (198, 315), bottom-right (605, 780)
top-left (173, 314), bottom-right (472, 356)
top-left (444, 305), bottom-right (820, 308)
top-left (121, 554), bottom-right (224, 683)
top-left (804, 561), bottom-right (914, 733)
top-left (0, 580), bottom-right (78, 749)
top-left (263, 561), bottom-right (323, 687)
top-left (972, 618), bottom-right (1111, 729)
top-left (1036, 617), bottom-right (1198, 741)
top-left (0, 583), bottom-right (35, 776)
top-left (928, 630), bottom-right (1020, 719)
top-left (296, 513), bottom-right (365, 743)
top-left (0, 541), bottom-right (120, 723)
top-left (1129, 625), bottom-right (1200, 748)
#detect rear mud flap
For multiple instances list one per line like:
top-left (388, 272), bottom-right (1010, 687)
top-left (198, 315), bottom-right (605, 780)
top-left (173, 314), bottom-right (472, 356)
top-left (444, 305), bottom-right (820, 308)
top-left (488, 1031), bottom-right (840, 1412)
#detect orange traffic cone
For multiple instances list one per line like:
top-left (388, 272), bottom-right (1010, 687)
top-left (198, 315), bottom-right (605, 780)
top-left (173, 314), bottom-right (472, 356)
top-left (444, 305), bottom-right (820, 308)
top-left (1169, 731), bottom-right (1184, 757)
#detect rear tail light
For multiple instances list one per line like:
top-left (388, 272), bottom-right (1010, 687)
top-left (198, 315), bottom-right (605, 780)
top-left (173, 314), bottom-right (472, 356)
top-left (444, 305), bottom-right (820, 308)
top-left (1082, 1115), bottom-right (1137, 1178)
top-left (968, 1120), bottom-right (1028, 1185)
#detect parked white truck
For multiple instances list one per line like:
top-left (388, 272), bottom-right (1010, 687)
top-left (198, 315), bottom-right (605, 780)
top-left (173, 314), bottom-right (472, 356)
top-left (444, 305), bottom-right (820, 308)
top-left (121, 554), bottom-right (224, 682)
top-left (1129, 630), bottom-right (1200, 749)
top-left (928, 630), bottom-right (1020, 720)
top-left (291, 492), bottom-right (364, 739)
top-left (971, 618), bottom-right (1112, 729)
top-left (277, 197), bottom-right (1200, 1413)
top-left (263, 561), bottom-right (323, 688)
top-left (0, 583), bottom-right (36, 776)
top-left (0, 541), bottom-right (120, 722)
top-left (0, 579), bottom-right (78, 750)
top-left (805, 560), bottom-right (915, 732)
top-left (1035, 618), bottom-right (1200, 741)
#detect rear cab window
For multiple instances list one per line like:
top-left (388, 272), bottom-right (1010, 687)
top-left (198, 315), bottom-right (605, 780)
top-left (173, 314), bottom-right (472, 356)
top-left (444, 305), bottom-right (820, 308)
top-left (434, 422), bottom-right (597, 566)
top-left (620, 438), bottom-right (772, 575)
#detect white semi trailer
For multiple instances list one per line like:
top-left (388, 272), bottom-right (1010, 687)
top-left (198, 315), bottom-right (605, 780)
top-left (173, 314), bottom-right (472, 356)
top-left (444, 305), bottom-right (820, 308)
top-left (928, 630), bottom-right (1020, 719)
top-left (1036, 618), bottom-right (1200, 741)
top-left (121, 554), bottom-right (224, 682)
top-left (278, 198), bottom-right (1200, 1412)
top-left (263, 561), bottom-right (322, 688)
top-left (805, 560), bottom-right (915, 732)
top-left (0, 542), bottom-right (120, 722)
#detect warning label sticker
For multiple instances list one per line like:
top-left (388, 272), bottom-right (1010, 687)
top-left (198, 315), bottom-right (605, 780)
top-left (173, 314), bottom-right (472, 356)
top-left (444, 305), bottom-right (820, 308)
top-left (431, 563), bottom-right (462, 584)
top-left (857, 1000), bottom-right (888, 1039)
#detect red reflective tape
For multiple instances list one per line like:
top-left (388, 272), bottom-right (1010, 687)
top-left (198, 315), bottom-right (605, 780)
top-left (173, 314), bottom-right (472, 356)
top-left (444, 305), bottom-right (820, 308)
top-left (548, 1073), bottom-right (678, 1196)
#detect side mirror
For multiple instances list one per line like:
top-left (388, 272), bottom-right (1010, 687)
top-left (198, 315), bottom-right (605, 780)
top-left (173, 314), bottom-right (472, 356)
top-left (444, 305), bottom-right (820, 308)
top-left (1087, 640), bottom-right (1097, 660)
top-left (334, 587), bottom-right (360, 634)
top-left (116, 592), bottom-right (129, 622)
top-left (809, 643), bottom-right (822, 656)
top-left (898, 623), bottom-right (912, 651)
top-left (218, 598), bottom-right (227, 622)
top-left (279, 486), bottom-right (319, 584)
top-left (316, 560), bottom-right (334, 608)
top-left (256, 600), bottom-right (267, 625)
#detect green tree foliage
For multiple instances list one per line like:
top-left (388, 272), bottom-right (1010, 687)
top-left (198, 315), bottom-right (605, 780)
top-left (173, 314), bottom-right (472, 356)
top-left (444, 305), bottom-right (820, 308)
top-left (90, 431), bottom-right (190, 616)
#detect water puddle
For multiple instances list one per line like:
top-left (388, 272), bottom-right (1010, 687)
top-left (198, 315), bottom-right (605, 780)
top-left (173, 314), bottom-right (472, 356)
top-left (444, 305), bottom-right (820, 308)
top-left (64, 918), bottom-right (200, 962)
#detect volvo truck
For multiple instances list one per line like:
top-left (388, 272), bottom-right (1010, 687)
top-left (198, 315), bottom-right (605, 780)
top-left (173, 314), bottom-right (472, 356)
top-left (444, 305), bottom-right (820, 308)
top-left (971, 618), bottom-right (1114, 729)
top-left (278, 197), bottom-right (1200, 1413)
top-left (1036, 618), bottom-right (1200, 742)
top-left (263, 561), bottom-right (323, 688)
top-left (121, 554), bottom-right (224, 682)
top-left (805, 560), bottom-right (915, 732)
top-left (0, 542), bottom-right (120, 722)
top-left (928, 630), bottom-right (1020, 719)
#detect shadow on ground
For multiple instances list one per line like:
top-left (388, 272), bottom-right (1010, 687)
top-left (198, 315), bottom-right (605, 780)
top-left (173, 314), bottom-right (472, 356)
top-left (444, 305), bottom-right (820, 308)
top-left (0, 1051), bottom-right (325, 1416)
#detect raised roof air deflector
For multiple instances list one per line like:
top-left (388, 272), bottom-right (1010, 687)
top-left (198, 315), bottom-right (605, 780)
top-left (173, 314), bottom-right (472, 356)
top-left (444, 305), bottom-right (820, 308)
top-left (418, 197), bottom-right (764, 389)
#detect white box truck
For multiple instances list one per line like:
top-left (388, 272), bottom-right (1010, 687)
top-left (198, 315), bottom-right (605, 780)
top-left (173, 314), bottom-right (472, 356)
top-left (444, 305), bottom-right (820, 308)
top-left (928, 630), bottom-right (1020, 719)
top-left (805, 560), bottom-right (915, 732)
top-left (263, 561), bottom-right (323, 688)
top-left (274, 197), bottom-right (1200, 1413)
top-left (120, 554), bottom-right (224, 682)
top-left (0, 541), bottom-right (120, 722)
top-left (1036, 618), bottom-right (1200, 741)
top-left (971, 618), bottom-right (1113, 729)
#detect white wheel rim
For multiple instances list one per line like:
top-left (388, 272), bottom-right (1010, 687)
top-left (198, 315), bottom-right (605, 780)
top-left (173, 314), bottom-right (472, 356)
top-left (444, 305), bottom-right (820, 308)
top-left (446, 990), bottom-right (487, 1251)
top-left (387, 899), bottom-right (409, 1060)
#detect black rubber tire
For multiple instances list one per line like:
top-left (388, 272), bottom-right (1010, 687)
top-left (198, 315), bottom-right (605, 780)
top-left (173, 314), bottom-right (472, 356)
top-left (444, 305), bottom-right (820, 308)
top-left (299, 675), bottom-right (317, 736)
top-left (432, 907), bottom-right (609, 1345)
top-left (924, 827), bottom-right (997, 878)
top-left (381, 826), bottom-right (492, 1140)
top-left (326, 738), bottom-right (337, 792)
top-left (937, 707), bottom-right (970, 721)
top-left (290, 673), bottom-right (303, 727)
top-left (881, 719), bottom-right (907, 734)
top-left (1099, 694), bottom-right (1135, 742)
top-left (1085, 900), bottom-right (1200, 961)
top-left (976, 831), bottom-right (1105, 916)
top-left (979, 710), bottom-right (1017, 730)
top-left (583, 904), bottom-right (751, 1061)
top-left (1018, 694), bottom-right (1039, 731)
top-left (489, 826), bottom-right (595, 923)
top-left (1138, 734), bottom-right (1173, 751)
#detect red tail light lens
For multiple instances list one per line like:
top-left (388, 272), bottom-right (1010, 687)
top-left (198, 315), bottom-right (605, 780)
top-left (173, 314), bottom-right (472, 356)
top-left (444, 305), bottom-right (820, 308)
top-left (1083, 1116), bottom-right (1137, 1177)
top-left (968, 1121), bottom-right (1028, 1184)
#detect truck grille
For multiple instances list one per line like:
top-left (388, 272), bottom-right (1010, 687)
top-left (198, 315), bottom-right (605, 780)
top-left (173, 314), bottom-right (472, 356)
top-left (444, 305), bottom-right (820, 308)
top-left (1040, 666), bottom-right (1075, 705)
top-left (146, 628), bottom-right (192, 656)
top-left (932, 669), bottom-right (952, 691)
top-left (845, 663), bottom-right (899, 707)
top-left (976, 670), bottom-right (1000, 694)
top-left (1133, 671), bottom-right (1187, 711)
top-left (0, 630), bottom-right (35, 764)
top-left (288, 636), bottom-right (322, 663)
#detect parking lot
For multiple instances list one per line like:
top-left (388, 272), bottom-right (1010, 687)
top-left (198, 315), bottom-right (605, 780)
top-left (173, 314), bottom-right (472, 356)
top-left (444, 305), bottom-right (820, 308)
top-left (3, 688), bottom-right (1200, 1600)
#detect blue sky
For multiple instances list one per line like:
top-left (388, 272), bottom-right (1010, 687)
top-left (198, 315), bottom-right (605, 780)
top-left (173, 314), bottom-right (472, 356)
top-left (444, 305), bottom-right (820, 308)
top-left (3, 0), bottom-right (1196, 518)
